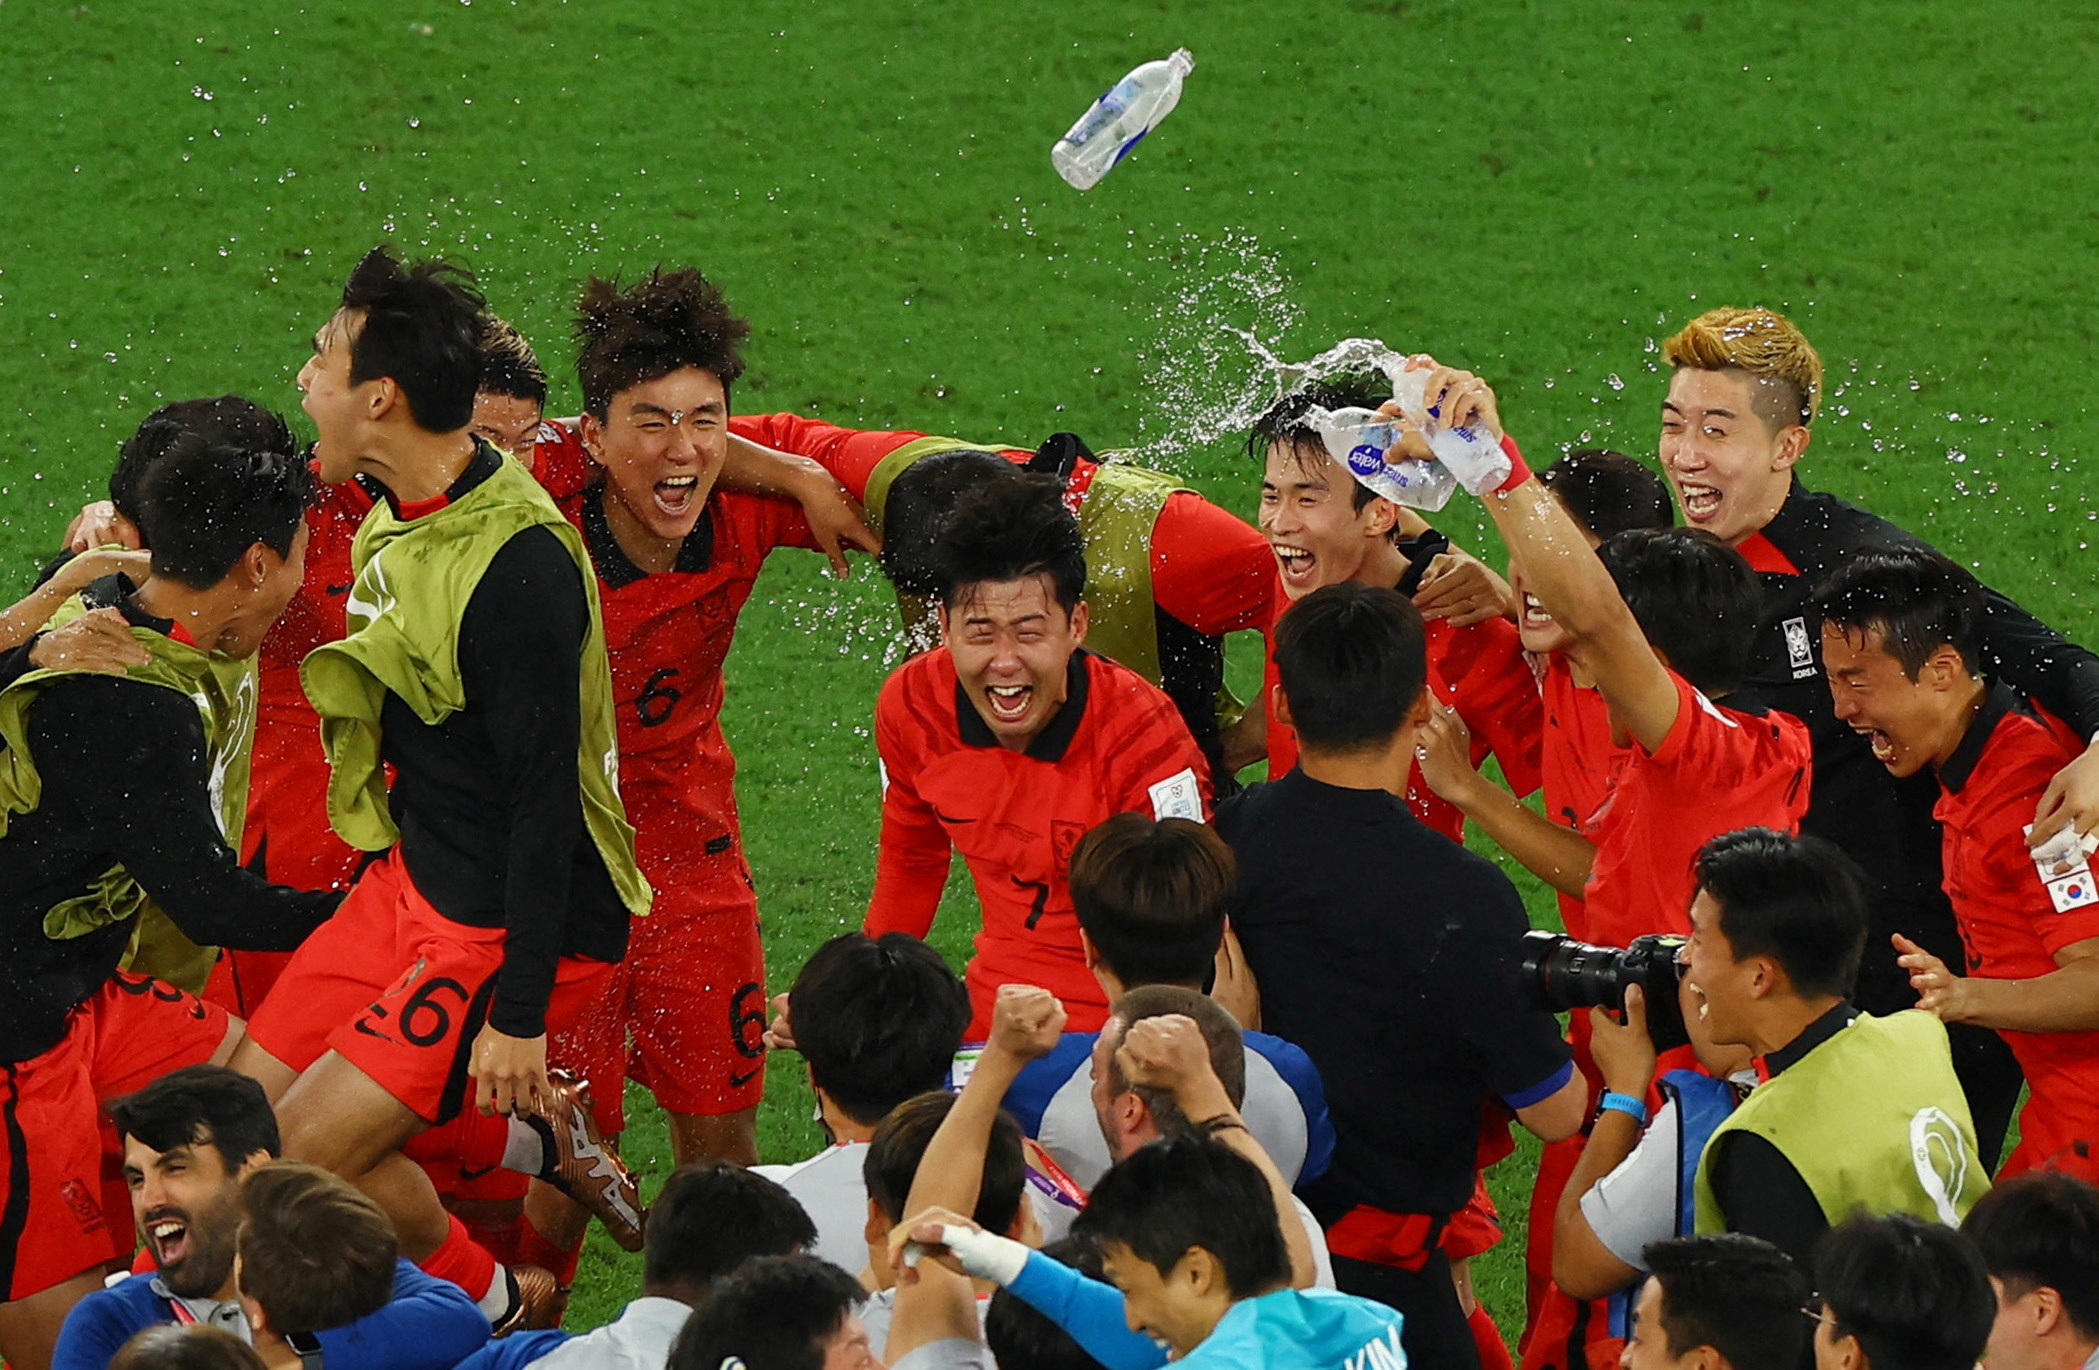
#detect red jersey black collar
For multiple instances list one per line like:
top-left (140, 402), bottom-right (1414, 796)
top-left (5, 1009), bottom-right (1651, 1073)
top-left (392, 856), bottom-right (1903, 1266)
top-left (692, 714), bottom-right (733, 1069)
top-left (954, 649), bottom-right (1092, 761)
top-left (1755, 999), bottom-right (1857, 1082)
top-left (580, 481), bottom-right (715, 589)
top-left (84, 573), bottom-right (199, 647)
top-left (1938, 682), bottom-right (2021, 795)
top-left (374, 437), bottom-right (505, 519)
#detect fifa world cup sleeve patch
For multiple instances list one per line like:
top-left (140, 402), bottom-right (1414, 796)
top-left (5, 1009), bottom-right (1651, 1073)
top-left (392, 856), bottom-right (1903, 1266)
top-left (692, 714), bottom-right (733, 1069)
top-left (878, 756), bottom-right (890, 800)
top-left (1149, 767), bottom-right (1203, 821)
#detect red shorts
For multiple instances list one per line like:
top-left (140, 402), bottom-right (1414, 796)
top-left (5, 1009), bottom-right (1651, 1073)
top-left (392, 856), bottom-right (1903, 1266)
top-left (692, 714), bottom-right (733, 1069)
top-left (551, 880), bottom-right (767, 1134)
top-left (247, 851), bottom-right (616, 1125)
top-left (0, 975), bottom-right (230, 1299)
top-left (1445, 1176), bottom-right (1504, 1262)
top-left (242, 714), bottom-right (365, 896)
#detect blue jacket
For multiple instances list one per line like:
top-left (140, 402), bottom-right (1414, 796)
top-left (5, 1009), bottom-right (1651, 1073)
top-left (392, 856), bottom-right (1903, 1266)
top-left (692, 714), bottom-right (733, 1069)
top-left (53, 1259), bottom-right (490, 1370)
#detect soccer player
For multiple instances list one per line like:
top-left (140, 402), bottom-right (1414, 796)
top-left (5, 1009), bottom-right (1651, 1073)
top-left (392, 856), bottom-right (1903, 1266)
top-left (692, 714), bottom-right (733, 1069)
top-left (1816, 547), bottom-right (2099, 1179)
top-left (507, 267), bottom-right (843, 1295)
top-left (866, 475), bottom-right (1212, 1034)
top-left (1616, 1235), bottom-right (1810, 1370)
top-left (1408, 359), bottom-right (1812, 947)
top-left (1655, 305), bottom-right (2099, 1159)
top-left (1248, 374), bottom-right (1544, 841)
top-left (0, 433), bottom-right (340, 1370)
top-left (228, 249), bottom-right (650, 1328)
top-left (724, 415), bottom-right (1275, 787)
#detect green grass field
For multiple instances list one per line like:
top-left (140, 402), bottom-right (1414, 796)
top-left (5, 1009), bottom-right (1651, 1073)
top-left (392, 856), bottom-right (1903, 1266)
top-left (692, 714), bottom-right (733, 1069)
top-left (3, 0), bottom-right (2095, 1343)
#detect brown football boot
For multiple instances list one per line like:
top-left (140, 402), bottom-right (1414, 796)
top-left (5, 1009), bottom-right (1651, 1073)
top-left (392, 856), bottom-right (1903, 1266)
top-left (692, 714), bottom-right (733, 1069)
top-left (493, 1265), bottom-right (566, 1334)
top-left (530, 1070), bottom-right (647, 1251)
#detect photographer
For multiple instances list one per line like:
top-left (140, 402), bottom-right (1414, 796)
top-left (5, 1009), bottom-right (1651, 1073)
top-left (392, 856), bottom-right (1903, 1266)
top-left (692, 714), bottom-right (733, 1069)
top-left (1546, 965), bottom-right (1753, 1307)
top-left (1682, 829), bottom-right (1986, 1268)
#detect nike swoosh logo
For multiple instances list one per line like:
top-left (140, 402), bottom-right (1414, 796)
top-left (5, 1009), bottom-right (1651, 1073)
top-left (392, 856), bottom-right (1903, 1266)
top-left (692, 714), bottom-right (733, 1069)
top-left (456, 1163), bottom-right (499, 1182)
top-left (351, 1018), bottom-right (399, 1044)
top-left (729, 1066), bottom-right (763, 1089)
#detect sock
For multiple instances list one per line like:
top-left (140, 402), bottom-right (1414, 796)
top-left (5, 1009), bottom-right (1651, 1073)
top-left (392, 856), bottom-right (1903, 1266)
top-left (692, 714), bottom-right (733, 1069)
top-left (457, 1207), bottom-right (527, 1271)
top-left (502, 1116), bottom-right (554, 1178)
top-left (1470, 1300), bottom-right (1515, 1370)
top-left (404, 1109), bottom-right (512, 1175)
top-left (419, 1214), bottom-right (503, 1313)
top-left (514, 1215), bottom-right (584, 1289)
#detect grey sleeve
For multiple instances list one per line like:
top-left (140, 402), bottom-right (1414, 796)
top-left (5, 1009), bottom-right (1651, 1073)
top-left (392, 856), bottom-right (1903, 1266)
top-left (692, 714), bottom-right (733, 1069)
top-left (1578, 1100), bottom-right (1683, 1271)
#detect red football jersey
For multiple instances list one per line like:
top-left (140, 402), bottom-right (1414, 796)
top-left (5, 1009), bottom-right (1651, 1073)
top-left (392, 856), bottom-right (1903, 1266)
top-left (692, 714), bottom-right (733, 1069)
top-left (731, 412), bottom-right (1276, 640)
top-left (1935, 690), bottom-right (2099, 1178)
top-left (1538, 655), bottom-right (1623, 941)
top-left (544, 428), bottom-right (821, 885)
top-left (1262, 582), bottom-right (1543, 841)
top-left (1580, 671), bottom-right (1812, 947)
top-left (867, 648), bottom-right (1212, 1034)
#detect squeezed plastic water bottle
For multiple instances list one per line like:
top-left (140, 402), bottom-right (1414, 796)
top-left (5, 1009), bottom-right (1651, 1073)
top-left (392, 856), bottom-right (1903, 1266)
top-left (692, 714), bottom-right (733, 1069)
top-left (1312, 406), bottom-right (1460, 512)
top-left (1052, 49), bottom-right (1195, 190)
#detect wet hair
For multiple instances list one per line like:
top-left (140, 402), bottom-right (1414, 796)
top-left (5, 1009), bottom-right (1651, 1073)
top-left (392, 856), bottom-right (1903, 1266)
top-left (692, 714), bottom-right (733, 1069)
top-left (1694, 828), bottom-right (1868, 999)
top-left (1248, 374), bottom-right (1392, 515)
top-left (1101, 986), bottom-right (1247, 1140)
top-left (667, 1255), bottom-right (866, 1370)
top-left (131, 433), bottom-right (314, 590)
top-left (1537, 449), bottom-right (1675, 542)
top-left (1663, 306), bottom-right (1823, 430)
top-left (880, 448), bottom-right (1025, 596)
top-left (644, 1160), bottom-right (817, 1298)
top-left (986, 1238), bottom-right (1111, 1370)
top-left (109, 1066), bottom-right (282, 1173)
top-left (1962, 1172), bottom-right (2099, 1340)
top-left (1074, 1135), bottom-right (1287, 1299)
top-left (109, 397), bottom-right (296, 533)
top-left (1273, 582), bottom-right (1428, 754)
top-left (1641, 1233), bottom-right (1809, 1370)
top-left (1069, 814), bottom-right (1234, 989)
top-left (1812, 545), bottom-right (1986, 680)
top-left (339, 246), bottom-right (487, 433)
top-left (1597, 527), bottom-right (1763, 695)
top-left (932, 474), bottom-right (1085, 614)
top-left (478, 317), bottom-right (549, 406)
top-left (862, 1091), bottom-right (1027, 1235)
top-left (108, 1326), bottom-right (267, 1370)
top-left (789, 932), bottom-right (970, 1129)
top-left (236, 1162), bottom-right (396, 1338)
top-left (1816, 1213), bottom-right (1996, 1370)
top-left (573, 267), bottom-right (750, 418)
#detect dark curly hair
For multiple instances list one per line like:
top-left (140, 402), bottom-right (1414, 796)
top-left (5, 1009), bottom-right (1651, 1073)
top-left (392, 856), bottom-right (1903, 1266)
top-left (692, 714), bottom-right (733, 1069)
top-left (573, 267), bottom-right (751, 417)
top-left (932, 474), bottom-right (1085, 613)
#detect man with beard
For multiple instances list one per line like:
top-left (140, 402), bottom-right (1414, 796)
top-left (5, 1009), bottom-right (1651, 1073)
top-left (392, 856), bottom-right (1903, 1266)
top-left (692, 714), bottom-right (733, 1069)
top-left (51, 1068), bottom-right (487, 1370)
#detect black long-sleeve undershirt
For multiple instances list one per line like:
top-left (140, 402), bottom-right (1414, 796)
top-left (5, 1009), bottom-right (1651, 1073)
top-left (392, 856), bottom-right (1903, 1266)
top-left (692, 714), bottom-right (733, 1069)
top-left (380, 522), bottom-right (627, 1038)
top-left (0, 673), bottom-right (341, 1062)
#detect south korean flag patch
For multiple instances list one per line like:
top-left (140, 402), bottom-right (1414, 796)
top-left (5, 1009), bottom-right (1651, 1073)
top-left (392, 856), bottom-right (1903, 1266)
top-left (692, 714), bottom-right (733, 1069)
top-left (1148, 767), bottom-right (1203, 822)
top-left (2027, 823), bottom-right (2099, 913)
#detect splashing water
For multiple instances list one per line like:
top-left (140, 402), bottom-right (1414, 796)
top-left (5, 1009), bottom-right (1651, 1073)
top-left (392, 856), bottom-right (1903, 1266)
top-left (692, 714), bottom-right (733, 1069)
top-left (1123, 230), bottom-right (1303, 469)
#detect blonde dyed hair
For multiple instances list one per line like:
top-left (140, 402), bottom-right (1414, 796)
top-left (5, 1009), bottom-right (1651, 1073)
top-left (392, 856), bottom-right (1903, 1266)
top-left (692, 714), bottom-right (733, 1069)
top-left (1663, 307), bottom-right (1823, 429)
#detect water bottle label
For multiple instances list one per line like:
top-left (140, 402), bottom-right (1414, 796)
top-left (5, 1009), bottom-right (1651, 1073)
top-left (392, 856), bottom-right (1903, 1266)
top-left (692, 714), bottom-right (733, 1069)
top-left (1347, 444), bottom-right (1386, 477)
top-left (1065, 80), bottom-right (1139, 146)
top-left (1109, 125), bottom-right (1152, 167)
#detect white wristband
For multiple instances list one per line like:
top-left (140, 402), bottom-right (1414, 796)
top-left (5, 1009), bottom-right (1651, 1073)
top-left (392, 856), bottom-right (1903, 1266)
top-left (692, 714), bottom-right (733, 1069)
top-left (938, 1225), bottom-right (1030, 1285)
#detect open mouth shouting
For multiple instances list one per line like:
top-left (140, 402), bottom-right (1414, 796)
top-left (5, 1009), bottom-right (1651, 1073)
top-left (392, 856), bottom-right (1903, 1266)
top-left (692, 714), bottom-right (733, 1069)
top-left (1520, 591), bottom-right (1555, 632)
top-left (982, 681), bottom-right (1033, 724)
top-left (146, 1208), bottom-right (192, 1269)
top-left (1855, 726), bottom-right (1900, 767)
top-left (1676, 480), bottom-right (1724, 525)
top-left (1271, 542), bottom-right (1318, 593)
top-left (654, 473), bottom-right (700, 518)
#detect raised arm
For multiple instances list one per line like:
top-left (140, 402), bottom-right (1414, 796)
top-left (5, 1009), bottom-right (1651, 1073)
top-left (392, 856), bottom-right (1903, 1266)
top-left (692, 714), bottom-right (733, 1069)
top-left (717, 433), bottom-right (878, 577)
top-left (1114, 1014), bottom-right (1318, 1288)
top-left (1409, 364), bottom-right (1683, 753)
top-left (1416, 703), bottom-right (1594, 896)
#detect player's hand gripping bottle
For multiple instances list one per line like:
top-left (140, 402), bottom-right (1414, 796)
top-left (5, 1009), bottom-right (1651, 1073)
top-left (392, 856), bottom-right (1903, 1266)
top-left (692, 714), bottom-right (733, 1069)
top-left (1052, 49), bottom-right (1195, 190)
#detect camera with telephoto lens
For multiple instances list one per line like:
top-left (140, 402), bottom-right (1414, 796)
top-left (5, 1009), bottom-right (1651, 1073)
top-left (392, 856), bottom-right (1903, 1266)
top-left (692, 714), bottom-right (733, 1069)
top-left (1520, 930), bottom-right (1691, 1053)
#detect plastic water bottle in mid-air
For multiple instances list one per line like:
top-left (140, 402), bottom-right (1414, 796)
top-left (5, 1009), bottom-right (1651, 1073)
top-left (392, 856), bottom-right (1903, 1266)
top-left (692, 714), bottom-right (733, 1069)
top-left (1052, 49), bottom-right (1195, 190)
